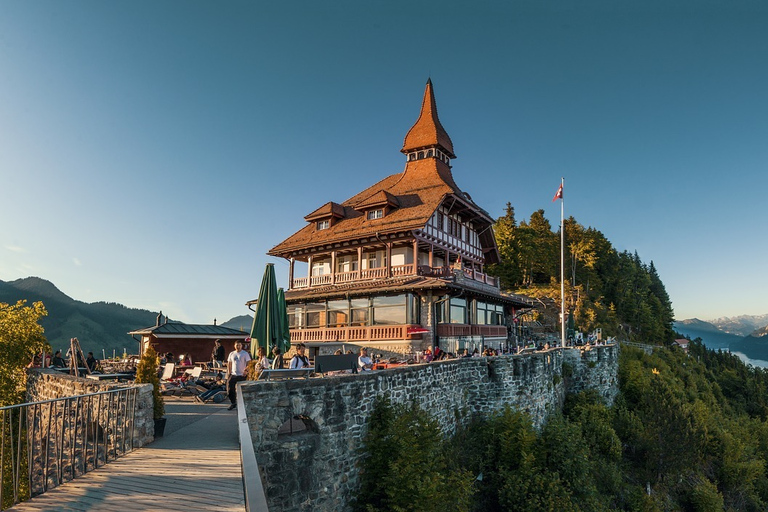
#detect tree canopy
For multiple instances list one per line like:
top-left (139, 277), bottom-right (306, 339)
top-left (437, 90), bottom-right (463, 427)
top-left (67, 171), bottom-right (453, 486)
top-left (0, 300), bottom-right (49, 406)
top-left (488, 207), bottom-right (675, 343)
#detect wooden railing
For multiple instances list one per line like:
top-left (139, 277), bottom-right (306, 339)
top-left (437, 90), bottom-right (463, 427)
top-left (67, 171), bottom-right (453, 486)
top-left (290, 324), bottom-right (423, 343)
top-left (289, 264), bottom-right (499, 289)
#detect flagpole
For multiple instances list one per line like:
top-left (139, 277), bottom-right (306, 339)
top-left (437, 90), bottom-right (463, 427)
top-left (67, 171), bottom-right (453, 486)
top-left (560, 177), bottom-right (565, 349)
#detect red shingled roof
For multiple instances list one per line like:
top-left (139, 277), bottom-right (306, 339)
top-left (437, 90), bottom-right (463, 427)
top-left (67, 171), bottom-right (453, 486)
top-left (268, 81), bottom-right (496, 259)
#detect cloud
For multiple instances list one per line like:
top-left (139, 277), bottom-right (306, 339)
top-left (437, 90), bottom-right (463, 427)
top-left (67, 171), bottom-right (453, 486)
top-left (73, 258), bottom-right (82, 266)
top-left (4, 245), bottom-right (27, 253)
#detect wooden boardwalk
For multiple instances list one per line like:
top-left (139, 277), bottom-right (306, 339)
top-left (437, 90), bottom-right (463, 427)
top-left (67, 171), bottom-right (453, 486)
top-left (9, 398), bottom-right (245, 512)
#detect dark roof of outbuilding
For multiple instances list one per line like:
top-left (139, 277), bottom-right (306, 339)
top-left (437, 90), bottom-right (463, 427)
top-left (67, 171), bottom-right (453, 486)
top-left (128, 322), bottom-right (248, 337)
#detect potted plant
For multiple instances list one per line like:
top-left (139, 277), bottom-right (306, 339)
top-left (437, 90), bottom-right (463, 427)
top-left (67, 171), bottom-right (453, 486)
top-left (135, 345), bottom-right (166, 437)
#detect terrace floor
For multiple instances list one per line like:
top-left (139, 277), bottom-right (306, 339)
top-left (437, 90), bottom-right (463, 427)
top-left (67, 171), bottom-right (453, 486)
top-left (8, 397), bottom-right (244, 512)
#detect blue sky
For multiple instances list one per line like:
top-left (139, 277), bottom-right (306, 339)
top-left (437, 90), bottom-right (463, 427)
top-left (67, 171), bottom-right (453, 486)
top-left (1, 0), bottom-right (766, 324)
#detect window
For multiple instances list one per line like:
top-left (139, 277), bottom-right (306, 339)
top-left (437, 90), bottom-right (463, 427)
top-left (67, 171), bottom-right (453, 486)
top-left (305, 303), bottom-right (326, 328)
top-left (436, 212), bottom-right (444, 230)
top-left (449, 298), bottom-right (467, 324)
top-left (316, 220), bottom-right (329, 230)
top-left (350, 298), bottom-right (369, 326)
top-left (287, 304), bottom-right (305, 328)
top-left (327, 300), bottom-right (349, 327)
top-left (372, 295), bottom-right (407, 325)
top-left (367, 209), bottom-right (384, 220)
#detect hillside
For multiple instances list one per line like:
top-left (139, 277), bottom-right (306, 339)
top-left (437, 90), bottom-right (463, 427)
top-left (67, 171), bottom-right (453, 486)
top-left (730, 325), bottom-right (768, 362)
top-left (220, 314), bottom-right (253, 333)
top-left (0, 277), bottom-right (159, 356)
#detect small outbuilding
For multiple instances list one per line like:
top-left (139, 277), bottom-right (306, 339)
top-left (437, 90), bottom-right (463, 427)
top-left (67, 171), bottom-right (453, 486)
top-left (129, 312), bottom-right (248, 365)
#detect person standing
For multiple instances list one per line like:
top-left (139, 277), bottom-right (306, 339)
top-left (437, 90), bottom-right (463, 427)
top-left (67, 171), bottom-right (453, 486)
top-left (289, 344), bottom-right (310, 369)
top-left (212, 340), bottom-right (225, 368)
top-left (271, 347), bottom-right (284, 369)
top-left (226, 341), bottom-right (251, 410)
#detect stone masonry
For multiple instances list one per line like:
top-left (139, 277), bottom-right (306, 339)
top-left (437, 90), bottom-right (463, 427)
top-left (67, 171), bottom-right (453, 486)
top-left (240, 344), bottom-right (619, 512)
top-left (27, 369), bottom-right (155, 449)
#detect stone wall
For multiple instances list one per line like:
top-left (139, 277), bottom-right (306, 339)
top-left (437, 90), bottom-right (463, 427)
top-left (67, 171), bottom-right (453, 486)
top-left (27, 369), bottom-right (155, 448)
top-left (240, 344), bottom-right (618, 512)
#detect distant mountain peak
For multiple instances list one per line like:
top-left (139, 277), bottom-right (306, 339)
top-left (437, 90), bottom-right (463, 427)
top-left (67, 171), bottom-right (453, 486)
top-left (6, 277), bottom-right (74, 303)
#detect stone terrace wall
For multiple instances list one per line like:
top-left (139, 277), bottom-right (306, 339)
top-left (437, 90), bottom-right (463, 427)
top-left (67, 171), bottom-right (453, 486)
top-left (27, 369), bottom-right (154, 448)
top-left (240, 344), bottom-right (618, 512)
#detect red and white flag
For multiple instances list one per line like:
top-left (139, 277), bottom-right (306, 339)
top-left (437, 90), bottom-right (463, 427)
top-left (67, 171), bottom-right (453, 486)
top-left (552, 182), bottom-right (563, 202)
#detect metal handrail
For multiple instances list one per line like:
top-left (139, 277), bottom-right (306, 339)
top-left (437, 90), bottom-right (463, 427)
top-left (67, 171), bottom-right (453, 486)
top-left (237, 384), bottom-right (268, 512)
top-left (0, 387), bottom-right (138, 510)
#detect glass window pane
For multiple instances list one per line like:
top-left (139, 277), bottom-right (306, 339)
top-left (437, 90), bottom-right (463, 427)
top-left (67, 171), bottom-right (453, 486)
top-left (373, 306), bottom-right (406, 325)
top-left (351, 308), bottom-right (369, 326)
top-left (373, 295), bottom-right (406, 307)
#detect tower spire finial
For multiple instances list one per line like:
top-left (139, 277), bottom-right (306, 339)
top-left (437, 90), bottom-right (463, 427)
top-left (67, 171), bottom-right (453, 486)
top-left (401, 80), bottom-right (455, 159)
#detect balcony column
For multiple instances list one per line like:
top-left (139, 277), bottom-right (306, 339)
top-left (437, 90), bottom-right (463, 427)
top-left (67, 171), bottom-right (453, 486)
top-left (357, 247), bottom-right (363, 277)
top-left (331, 251), bottom-right (337, 285)
top-left (289, 257), bottom-right (295, 289)
top-left (429, 244), bottom-right (434, 267)
top-left (307, 255), bottom-right (313, 284)
top-left (413, 239), bottom-right (419, 273)
top-left (386, 242), bottom-right (392, 278)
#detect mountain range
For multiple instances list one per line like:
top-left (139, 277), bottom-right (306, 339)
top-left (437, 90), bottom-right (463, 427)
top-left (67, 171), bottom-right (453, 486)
top-left (675, 315), bottom-right (768, 365)
top-left (0, 277), bottom-right (248, 358)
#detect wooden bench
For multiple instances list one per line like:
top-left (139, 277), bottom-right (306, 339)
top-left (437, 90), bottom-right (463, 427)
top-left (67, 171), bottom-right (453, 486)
top-left (314, 354), bottom-right (359, 375)
top-left (258, 368), bottom-right (314, 381)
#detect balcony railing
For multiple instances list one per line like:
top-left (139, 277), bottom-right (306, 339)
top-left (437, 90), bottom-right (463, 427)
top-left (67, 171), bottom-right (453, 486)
top-left (290, 264), bottom-right (499, 289)
top-left (290, 324), bottom-right (424, 343)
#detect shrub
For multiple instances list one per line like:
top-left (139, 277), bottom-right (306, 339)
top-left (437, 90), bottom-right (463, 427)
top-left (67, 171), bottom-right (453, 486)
top-left (135, 346), bottom-right (164, 420)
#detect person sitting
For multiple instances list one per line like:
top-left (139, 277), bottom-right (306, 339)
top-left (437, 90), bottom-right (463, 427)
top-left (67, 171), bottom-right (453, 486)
top-left (51, 350), bottom-right (66, 368)
top-left (255, 346), bottom-right (270, 370)
top-left (423, 347), bottom-right (434, 362)
top-left (85, 352), bottom-right (98, 371)
top-left (358, 347), bottom-right (373, 371)
top-left (289, 344), bottom-right (310, 369)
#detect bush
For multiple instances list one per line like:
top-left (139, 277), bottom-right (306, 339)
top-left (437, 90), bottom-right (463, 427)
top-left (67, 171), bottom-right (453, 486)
top-left (135, 346), bottom-right (164, 420)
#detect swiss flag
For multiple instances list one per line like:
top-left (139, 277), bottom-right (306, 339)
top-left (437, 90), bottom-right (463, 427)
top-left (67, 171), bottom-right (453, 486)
top-left (552, 183), bottom-right (563, 202)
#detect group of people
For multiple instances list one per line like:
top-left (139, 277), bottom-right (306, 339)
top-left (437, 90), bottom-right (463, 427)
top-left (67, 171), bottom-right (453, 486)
top-left (220, 341), bottom-right (313, 411)
top-left (37, 349), bottom-right (99, 371)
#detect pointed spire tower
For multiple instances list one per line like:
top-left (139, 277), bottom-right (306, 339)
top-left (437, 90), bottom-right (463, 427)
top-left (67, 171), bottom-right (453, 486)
top-left (401, 79), bottom-right (456, 165)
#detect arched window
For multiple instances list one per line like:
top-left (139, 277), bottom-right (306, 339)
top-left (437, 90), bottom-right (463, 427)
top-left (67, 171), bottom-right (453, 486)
top-left (277, 415), bottom-right (318, 436)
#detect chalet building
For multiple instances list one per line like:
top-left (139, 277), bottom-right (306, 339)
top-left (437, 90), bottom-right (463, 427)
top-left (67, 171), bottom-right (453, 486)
top-left (130, 312), bottom-right (248, 364)
top-left (264, 80), bottom-right (531, 357)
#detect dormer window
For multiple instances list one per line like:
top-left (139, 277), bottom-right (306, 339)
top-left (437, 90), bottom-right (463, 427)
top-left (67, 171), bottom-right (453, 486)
top-left (367, 209), bottom-right (384, 220)
top-left (317, 220), bottom-right (330, 230)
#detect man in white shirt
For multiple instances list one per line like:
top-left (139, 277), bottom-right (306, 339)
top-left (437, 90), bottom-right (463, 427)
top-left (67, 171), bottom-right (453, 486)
top-left (358, 347), bottom-right (373, 371)
top-left (227, 341), bottom-right (251, 410)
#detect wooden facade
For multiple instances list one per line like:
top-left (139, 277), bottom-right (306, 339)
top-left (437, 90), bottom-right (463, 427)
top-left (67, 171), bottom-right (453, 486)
top-left (262, 80), bottom-right (531, 355)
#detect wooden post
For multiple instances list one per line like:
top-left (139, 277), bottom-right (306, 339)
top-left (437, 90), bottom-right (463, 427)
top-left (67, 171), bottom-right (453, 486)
top-left (413, 239), bottom-right (419, 274)
top-left (307, 255), bottom-right (313, 285)
top-left (331, 251), bottom-right (337, 284)
top-left (386, 243), bottom-right (392, 278)
top-left (357, 246), bottom-right (363, 277)
top-left (289, 257), bottom-right (295, 289)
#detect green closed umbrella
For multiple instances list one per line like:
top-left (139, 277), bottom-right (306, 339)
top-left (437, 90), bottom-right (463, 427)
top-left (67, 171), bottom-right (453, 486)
top-left (250, 264), bottom-right (290, 358)
top-left (276, 287), bottom-right (291, 354)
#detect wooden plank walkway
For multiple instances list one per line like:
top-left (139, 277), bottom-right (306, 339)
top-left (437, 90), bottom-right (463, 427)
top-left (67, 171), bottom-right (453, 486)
top-left (10, 398), bottom-right (245, 512)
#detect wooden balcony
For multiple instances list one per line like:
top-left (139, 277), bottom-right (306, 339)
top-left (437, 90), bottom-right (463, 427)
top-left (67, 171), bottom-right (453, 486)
top-left (289, 263), bottom-right (499, 290)
top-left (289, 324), bottom-right (425, 343)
